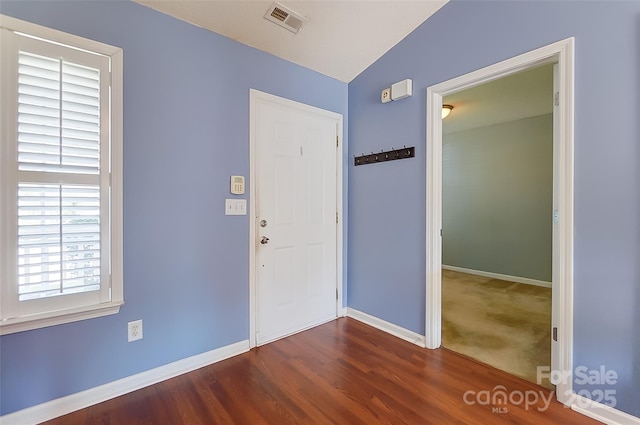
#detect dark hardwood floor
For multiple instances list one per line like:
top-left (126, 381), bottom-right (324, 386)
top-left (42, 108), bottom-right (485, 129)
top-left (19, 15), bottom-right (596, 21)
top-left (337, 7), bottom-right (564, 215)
top-left (43, 318), bottom-right (600, 424)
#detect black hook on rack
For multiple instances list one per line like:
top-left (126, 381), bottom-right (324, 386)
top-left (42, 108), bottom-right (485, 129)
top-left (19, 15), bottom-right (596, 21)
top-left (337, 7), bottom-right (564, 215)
top-left (354, 146), bottom-right (415, 166)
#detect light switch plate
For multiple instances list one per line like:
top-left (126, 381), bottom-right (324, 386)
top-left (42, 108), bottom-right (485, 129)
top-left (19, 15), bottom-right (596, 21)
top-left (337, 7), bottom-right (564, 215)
top-left (225, 199), bottom-right (246, 215)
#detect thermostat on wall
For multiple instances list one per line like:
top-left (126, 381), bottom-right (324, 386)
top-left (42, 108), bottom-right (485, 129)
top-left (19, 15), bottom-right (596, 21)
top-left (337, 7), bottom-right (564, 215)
top-left (230, 175), bottom-right (245, 195)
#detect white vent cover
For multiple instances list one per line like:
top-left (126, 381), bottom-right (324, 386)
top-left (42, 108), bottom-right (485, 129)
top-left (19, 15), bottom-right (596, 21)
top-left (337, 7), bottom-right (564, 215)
top-left (264, 2), bottom-right (307, 34)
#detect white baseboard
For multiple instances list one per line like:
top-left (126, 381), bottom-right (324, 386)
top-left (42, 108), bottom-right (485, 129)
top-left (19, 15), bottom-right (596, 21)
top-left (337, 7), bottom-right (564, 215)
top-left (442, 265), bottom-right (552, 288)
top-left (1, 340), bottom-right (250, 425)
top-left (571, 394), bottom-right (640, 425)
top-left (346, 307), bottom-right (426, 347)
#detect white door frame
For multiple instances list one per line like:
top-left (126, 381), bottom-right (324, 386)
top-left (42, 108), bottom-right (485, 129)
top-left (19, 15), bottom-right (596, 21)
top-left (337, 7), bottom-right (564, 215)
top-left (425, 38), bottom-right (574, 405)
top-left (249, 89), bottom-right (343, 349)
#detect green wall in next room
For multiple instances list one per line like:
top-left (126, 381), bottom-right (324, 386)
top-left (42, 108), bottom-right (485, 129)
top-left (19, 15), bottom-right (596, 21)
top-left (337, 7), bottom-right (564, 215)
top-left (442, 113), bottom-right (553, 282)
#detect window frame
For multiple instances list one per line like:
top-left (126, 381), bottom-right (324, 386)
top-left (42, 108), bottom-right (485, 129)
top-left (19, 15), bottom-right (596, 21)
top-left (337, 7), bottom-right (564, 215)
top-left (0, 14), bottom-right (123, 335)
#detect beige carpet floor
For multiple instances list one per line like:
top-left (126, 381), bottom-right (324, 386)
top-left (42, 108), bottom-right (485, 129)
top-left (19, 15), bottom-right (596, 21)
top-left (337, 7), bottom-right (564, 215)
top-left (441, 269), bottom-right (553, 388)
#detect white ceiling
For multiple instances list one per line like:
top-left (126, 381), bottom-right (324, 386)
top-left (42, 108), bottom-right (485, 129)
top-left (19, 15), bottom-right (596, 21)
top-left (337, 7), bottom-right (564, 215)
top-left (134, 0), bottom-right (448, 83)
top-left (443, 64), bottom-right (554, 134)
top-left (133, 0), bottom-right (550, 127)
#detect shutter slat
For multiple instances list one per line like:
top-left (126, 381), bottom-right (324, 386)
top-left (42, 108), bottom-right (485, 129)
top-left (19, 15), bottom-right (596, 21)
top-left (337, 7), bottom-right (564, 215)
top-left (18, 84), bottom-right (60, 100)
top-left (18, 287), bottom-right (62, 297)
top-left (62, 138), bottom-right (99, 150)
top-left (19, 122), bottom-right (60, 136)
top-left (19, 103), bottom-right (59, 118)
top-left (61, 145), bottom-right (100, 159)
top-left (19, 52), bottom-right (59, 70)
top-left (18, 93), bottom-right (59, 109)
top-left (61, 156), bottom-right (100, 168)
top-left (19, 255), bottom-right (62, 264)
top-left (19, 249), bottom-right (99, 261)
top-left (61, 127), bottom-right (99, 142)
top-left (63, 62), bottom-right (99, 79)
top-left (62, 118), bottom-right (99, 132)
top-left (18, 163), bottom-right (99, 174)
top-left (18, 225), bottom-right (60, 235)
top-left (63, 73), bottom-right (99, 89)
top-left (19, 73), bottom-right (60, 91)
top-left (63, 82), bottom-right (99, 97)
top-left (18, 152), bottom-right (61, 166)
top-left (19, 192), bottom-right (60, 200)
top-left (19, 270), bottom-right (62, 280)
top-left (18, 142), bottom-right (59, 155)
top-left (18, 239), bottom-right (60, 247)
top-left (62, 100), bottom-right (99, 116)
top-left (19, 112), bottom-right (60, 127)
top-left (62, 109), bottom-right (99, 124)
top-left (18, 205), bottom-right (60, 212)
top-left (19, 132), bottom-right (60, 146)
top-left (62, 91), bottom-right (99, 108)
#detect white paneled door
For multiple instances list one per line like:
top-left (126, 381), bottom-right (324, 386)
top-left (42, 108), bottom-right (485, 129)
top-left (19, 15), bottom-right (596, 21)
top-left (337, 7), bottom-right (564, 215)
top-left (253, 93), bottom-right (340, 346)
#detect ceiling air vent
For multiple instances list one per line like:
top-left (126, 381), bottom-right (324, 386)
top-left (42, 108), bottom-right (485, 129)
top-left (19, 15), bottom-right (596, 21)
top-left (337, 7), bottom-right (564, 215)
top-left (264, 2), bottom-right (307, 34)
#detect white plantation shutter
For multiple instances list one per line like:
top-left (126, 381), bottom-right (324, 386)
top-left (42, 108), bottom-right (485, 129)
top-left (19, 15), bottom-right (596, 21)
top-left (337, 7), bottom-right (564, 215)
top-left (1, 16), bottom-right (123, 333)
top-left (18, 184), bottom-right (101, 300)
top-left (17, 52), bottom-right (101, 174)
top-left (15, 49), bottom-right (104, 302)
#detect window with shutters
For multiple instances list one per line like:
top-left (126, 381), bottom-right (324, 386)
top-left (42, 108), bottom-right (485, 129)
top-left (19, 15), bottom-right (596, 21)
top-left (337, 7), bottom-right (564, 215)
top-left (0, 15), bottom-right (123, 334)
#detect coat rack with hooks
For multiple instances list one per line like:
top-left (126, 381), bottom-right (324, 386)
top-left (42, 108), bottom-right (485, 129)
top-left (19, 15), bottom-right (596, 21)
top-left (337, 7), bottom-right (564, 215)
top-left (354, 146), bottom-right (415, 166)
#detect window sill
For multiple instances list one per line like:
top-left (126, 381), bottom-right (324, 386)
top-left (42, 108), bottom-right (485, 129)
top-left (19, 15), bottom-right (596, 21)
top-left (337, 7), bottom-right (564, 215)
top-left (0, 301), bottom-right (124, 335)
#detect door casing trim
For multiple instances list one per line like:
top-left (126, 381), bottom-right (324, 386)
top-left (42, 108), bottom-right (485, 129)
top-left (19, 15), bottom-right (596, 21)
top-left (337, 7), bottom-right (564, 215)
top-left (425, 38), bottom-right (574, 405)
top-left (249, 89), bottom-right (344, 348)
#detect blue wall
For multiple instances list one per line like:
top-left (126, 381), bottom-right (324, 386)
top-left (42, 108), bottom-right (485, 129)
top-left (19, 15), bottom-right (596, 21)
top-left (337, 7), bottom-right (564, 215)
top-left (0, 0), bottom-right (348, 415)
top-left (348, 0), bottom-right (639, 418)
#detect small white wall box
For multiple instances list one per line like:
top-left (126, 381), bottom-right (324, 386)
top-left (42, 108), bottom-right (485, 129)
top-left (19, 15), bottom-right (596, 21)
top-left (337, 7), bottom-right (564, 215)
top-left (391, 79), bottom-right (413, 100)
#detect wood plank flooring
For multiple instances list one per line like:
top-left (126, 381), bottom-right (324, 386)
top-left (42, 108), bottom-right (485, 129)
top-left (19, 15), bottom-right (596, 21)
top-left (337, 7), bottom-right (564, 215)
top-left (43, 318), bottom-right (599, 424)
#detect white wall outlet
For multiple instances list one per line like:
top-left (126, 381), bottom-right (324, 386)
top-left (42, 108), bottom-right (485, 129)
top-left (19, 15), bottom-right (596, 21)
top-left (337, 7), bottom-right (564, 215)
top-left (381, 87), bottom-right (392, 103)
top-left (128, 319), bottom-right (143, 342)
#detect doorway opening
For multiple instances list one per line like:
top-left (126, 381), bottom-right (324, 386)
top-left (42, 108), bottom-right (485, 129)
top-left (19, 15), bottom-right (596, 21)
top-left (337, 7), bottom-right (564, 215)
top-left (425, 38), bottom-right (575, 405)
top-left (440, 63), bottom-right (554, 387)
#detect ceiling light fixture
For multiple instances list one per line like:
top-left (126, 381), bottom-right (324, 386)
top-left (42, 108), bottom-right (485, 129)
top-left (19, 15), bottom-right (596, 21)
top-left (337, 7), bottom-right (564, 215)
top-left (442, 104), bottom-right (454, 119)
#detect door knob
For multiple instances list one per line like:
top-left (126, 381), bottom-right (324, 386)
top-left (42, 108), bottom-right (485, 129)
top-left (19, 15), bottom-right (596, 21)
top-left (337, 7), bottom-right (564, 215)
top-left (260, 236), bottom-right (270, 245)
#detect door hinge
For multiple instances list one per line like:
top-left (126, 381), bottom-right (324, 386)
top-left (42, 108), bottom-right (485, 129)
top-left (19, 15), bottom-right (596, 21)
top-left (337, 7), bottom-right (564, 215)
top-left (554, 91), bottom-right (560, 107)
top-left (336, 288), bottom-right (339, 300)
top-left (336, 212), bottom-right (339, 224)
top-left (336, 136), bottom-right (339, 148)
top-left (553, 327), bottom-right (558, 342)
